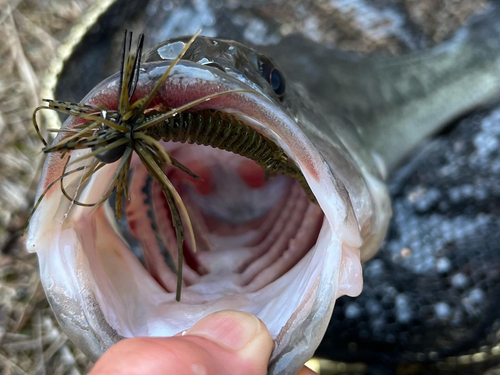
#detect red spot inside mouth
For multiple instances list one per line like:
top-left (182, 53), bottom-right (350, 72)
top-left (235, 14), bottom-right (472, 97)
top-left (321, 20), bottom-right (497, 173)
top-left (238, 159), bottom-right (267, 189)
top-left (183, 242), bottom-right (206, 275)
top-left (172, 161), bottom-right (214, 196)
top-left (153, 177), bottom-right (207, 277)
top-left (128, 220), bottom-right (137, 233)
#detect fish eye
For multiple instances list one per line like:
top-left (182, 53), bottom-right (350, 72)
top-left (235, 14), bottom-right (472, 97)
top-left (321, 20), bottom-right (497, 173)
top-left (269, 68), bottom-right (285, 97)
top-left (259, 58), bottom-right (285, 99)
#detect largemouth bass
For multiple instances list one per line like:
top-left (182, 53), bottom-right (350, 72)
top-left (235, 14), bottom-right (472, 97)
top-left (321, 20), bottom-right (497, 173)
top-left (26, 0), bottom-right (500, 373)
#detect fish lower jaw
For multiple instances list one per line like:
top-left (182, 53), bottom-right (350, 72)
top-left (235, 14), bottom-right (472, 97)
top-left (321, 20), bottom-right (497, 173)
top-left (36, 205), bottom-right (355, 354)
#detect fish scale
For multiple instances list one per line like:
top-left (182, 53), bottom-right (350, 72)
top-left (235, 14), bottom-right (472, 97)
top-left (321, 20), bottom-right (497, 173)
top-left (319, 107), bottom-right (500, 373)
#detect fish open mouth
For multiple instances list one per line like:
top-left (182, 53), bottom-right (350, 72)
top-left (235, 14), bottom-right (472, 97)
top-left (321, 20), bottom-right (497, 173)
top-left (83, 138), bottom-right (325, 336)
top-left (27, 59), bottom-right (364, 364)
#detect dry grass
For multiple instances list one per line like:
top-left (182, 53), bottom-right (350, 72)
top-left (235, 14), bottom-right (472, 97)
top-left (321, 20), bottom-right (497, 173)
top-left (401, 0), bottom-right (489, 43)
top-left (0, 0), bottom-right (95, 373)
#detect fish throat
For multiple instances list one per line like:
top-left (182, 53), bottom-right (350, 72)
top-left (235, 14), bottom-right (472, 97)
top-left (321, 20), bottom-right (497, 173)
top-left (99, 107), bottom-right (319, 300)
top-left (119, 122), bottom-right (322, 302)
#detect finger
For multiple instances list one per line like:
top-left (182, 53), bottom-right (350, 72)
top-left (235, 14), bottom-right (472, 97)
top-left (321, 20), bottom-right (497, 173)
top-left (90, 310), bottom-right (274, 375)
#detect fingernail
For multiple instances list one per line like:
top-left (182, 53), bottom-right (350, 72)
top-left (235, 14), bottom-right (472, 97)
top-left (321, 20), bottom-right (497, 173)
top-left (186, 310), bottom-right (261, 351)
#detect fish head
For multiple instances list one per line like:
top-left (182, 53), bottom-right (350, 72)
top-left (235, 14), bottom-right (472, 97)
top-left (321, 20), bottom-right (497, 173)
top-left (26, 35), bottom-right (391, 373)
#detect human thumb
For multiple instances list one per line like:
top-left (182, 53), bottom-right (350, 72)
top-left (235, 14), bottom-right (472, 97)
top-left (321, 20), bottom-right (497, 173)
top-left (89, 310), bottom-right (274, 375)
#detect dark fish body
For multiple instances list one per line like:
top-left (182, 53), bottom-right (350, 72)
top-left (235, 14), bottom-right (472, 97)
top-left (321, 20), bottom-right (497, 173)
top-left (320, 108), bottom-right (500, 374)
